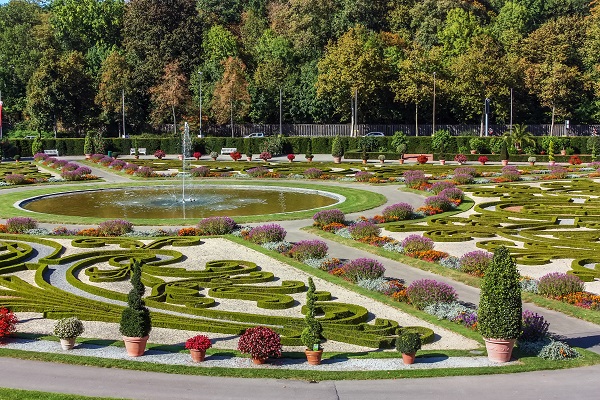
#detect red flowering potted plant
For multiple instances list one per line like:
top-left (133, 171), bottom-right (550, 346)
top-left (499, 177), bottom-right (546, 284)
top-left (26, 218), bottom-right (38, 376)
top-left (193, 151), bottom-right (202, 160)
top-left (230, 151), bottom-right (242, 161)
top-left (237, 326), bottom-right (282, 364)
top-left (0, 307), bottom-right (17, 342)
top-left (416, 154), bottom-right (428, 164)
top-left (259, 151), bottom-right (272, 162)
top-left (454, 154), bottom-right (467, 165)
top-left (185, 334), bottom-right (212, 362)
top-left (154, 149), bottom-right (166, 160)
top-left (287, 153), bottom-right (295, 162)
top-left (478, 155), bottom-right (489, 165)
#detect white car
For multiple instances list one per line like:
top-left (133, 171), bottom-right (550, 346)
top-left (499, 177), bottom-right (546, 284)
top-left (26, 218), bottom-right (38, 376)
top-left (244, 132), bottom-right (265, 138)
top-left (363, 132), bottom-right (385, 137)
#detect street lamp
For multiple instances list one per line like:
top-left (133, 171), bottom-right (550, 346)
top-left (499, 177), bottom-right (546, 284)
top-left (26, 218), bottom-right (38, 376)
top-left (279, 86), bottom-right (282, 136)
top-left (122, 88), bottom-right (126, 138)
top-left (198, 71), bottom-right (203, 138)
top-left (432, 72), bottom-right (436, 135)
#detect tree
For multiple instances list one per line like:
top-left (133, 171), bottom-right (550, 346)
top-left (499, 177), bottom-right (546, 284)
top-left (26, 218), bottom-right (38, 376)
top-left (95, 50), bottom-right (130, 125)
top-left (438, 8), bottom-right (483, 58)
top-left (211, 57), bottom-right (251, 135)
top-left (149, 61), bottom-right (190, 133)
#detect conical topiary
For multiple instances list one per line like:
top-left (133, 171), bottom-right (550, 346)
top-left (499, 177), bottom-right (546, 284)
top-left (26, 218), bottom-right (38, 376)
top-left (301, 277), bottom-right (322, 350)
top-left (120, 260), bottom-right (151, 338)
top-left (331, 136), bottom-right (343, 157)
top-left (478, 246), bottom-right (522, 340)
top-left (500, 141), bottom-right (509, 161)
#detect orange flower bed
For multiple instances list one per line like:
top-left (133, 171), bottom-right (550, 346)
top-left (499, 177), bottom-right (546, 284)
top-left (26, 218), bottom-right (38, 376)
top-left (77, 228), bottom-right (101, 236)
top-left (0, 225), bottom-right (7, 233)
top-left (416, 205), bottom-right (443, 216)
top-left (557, 291), bottom-right (600, 310)
top-left (406, 250), bottom-right (449, 262)
top-left (322, 222), bottom-right (346, 232)
top-left (178, 227), bottom-right (198, 236)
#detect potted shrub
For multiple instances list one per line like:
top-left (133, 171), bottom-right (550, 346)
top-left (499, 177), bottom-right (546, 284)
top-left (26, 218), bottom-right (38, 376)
top-left (500, 142), bottom-right (509, 166)
top-left (305, 140), bottom-right (314, 162)
top-left (287, 153), bottom-right (296, 162)
top-left (237, 326), bottom-right (282, 364)
top-left (53, 317), bottom-right (84, 350)
top-left (154, 149), bottom-right (166, 160)
top-left (193, 151), bottom-right (202, 160)
top-left (528, 156), bottom-right (536, 166)
top-left (230, 151), bottom-right (242, 161)
top-left (259, 151), bottom-right (272, 162)
top-left (469, 137), bottom-right (486, 154)
top-left (331, 136), bottom-right (343, 163)
top-left (478, 155), bottom-right (489, 165)
top-left (244, 139), bottom-right (253, 161)
top-left (120, 260), bottom-right (152, 357)
top-left (13, 155), bottom-right (20, 163)
top-left (210, 151), bottom-right (218, 161)
top-left (416, 154), bottom-right (428, 164)
top-left (378, 154), bottom-right (385, 164)
top-left (83, 132), bottom-right (94, 158)
top-left (478, 246), bottom-right (522, 363)
top-left (391, 131), bottom-right (408, 164)
top-left (301, 277), bottom-right (323, 365)
top-left (454, 154), bottom-right (467, 165)
top-left (185, 334), bottom-right (212, 362)
top-left (0, 307), bottom-right (17, 341)
top-left (432, 129), bottom-right (452, 161)
top-left (396, 331), bottom-right (421, 365)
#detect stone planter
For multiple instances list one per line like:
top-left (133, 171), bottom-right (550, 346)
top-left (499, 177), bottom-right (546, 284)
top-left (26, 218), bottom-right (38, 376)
top-left (333, 156), bottom-right (342, 164)
top-left (60, 338), bottom-right (76, 350)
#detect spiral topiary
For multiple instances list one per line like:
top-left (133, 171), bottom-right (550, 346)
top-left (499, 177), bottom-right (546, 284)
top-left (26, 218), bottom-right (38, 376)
top-left (119, 260), bottom-right (152, 338)
top-left (301, 277), bottom-right (323, 350)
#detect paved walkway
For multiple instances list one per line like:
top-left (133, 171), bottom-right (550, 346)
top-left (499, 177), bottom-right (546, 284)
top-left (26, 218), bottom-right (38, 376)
top-left (2, 155), bottom-right (600, 398)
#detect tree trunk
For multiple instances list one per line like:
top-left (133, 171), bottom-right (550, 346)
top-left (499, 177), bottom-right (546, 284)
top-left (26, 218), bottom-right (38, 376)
top-left (172, 105), bottom-right (176, 135)
top-left (550, 104), bottom-right (556, 136)
top-left (415, 102), bottom-right (418, 136)
top-left (480, 113), bottom-right (484, 137)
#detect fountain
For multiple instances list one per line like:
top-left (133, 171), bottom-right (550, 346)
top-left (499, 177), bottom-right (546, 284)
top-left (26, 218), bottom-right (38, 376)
top-left (181, 122), bottom-right (193, 205)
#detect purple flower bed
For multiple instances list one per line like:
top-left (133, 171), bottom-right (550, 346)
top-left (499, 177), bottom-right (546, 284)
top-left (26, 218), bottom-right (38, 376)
top-left (452, 173), bottom-right (473, 184)
top-left (90, 154), bottom-right (105, 162)
top-left (454, 167), bottom-right (477, 177)
top-left (6, 217), bottom-right (38, 233)
top-left (246, 224), bottom-right (287, 244)
top-left (313, 209), bottom-right (345, 226)
top-left (424, 195), bottom-right (453, 211)
top-left (124, 163), bottom-right (139, 173)
top-left (51, 226), bottom-right (78, 236)
top-left (342, 258), bottom-right (385, 283)
top-left (348, 220), bottom-right (381, 240)
top-left (354, 171), bottom-right (374, 182)
top-left (33, 153), bottom-right (48, 162)
top-left (99, 156), bottom-right (114, 167)
top-left (403, 170), bottom-right (427, 188)
top-left (521, 310), bottom-right (550, 341)
top-left (98, 219), bottom-right (133, 236)
top-left (5, 174), bottom-right (26, 185)
top-left (382, 203), bottom-right (413, 221)
top-left (289, 240), bottom-right (328, 261)
top-left (134, 166), bottom-right (155, 178)
top-left (109, 159), bottom-right (127, 170)
top-left (406, 279), bottom-right (458, 309)
top-left (453, 310), bottom-right (478, 328)
top-left (459, 250), bottom-right (493, 276)
top-left (303, 168), bottom-right (323, 179)
top-left (430, 181), bottom-right (455, 194)
top-left (190, 167), bottom-right (210, 177)
top-left (61, 167), bottom-right (91, 181)
top-left (501, 165), bottom-right (520, 181)
top-left (401, 234), bottom-right (434, 253)
top-left (247, 166), bottom-right (269, 177)
top-left (438, 187), bottom-right (463, 201)
top-left (549, 165), bottom-right (568, 178)
top-left (538, 272), bottom-right (584, 297)
top-left (51, 159), bottom-right (68, 169)
top-left (61, 162), bottom-right (79, 172)
top-left (196, 216), bottom-right (237, 235)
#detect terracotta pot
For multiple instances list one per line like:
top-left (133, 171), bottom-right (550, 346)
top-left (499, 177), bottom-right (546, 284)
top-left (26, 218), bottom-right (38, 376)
top-left (305, 349), bottom-right (323, 365)
top-left (134, 155), bottom-right (139, 159)
top-left (123, 335), bottom-right (149, 357)
top-left (306, 157), bottom-right (313, 162)
top-left (398, 159), bottom-right (404, 164)
top-left (501, 160), bottom-right (509, 166)
top-left (333, 156), bottom-right (342, 164)
top-left (484, 338), bottom-right (516, 363)
top-left (479, 161), bottom-right (486, 165)
top-left (247, 156), bottom-right (252, 161)
top-left (85, 154), bottom-right (92, 160)
top-left (402, 352), bottom-right (416, 365)
top-left (548, 160), bottom-right (556, 166)
top-left (252, 357), bottom-right (267, 365)
top-left (470, 150), bottom-right (477, 154)
top-left (439, 160), bottom-right (446, 165)
top-left (529, 162), bottom-right (535, 166)
top-left (288, 159), bottom-right (293, 163)
top-left (189, 349), bottom-right (206, 363)
top-left (60, 338), bottom-right (76, 350)
top-left (211, 157), bottom-right (217, 161)
top-left (178, 155), bottom-right (183, 160)
top-left (560, 150), bottom-right (567, 155)
top-left (362, 159), bottom-right (368, 165)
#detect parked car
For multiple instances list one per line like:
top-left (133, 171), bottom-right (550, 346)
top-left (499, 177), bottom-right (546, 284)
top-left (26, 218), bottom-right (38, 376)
top-left (363, 132), bottom-right (385, 137)
top-left (244, 132), bottom-right (265, 138)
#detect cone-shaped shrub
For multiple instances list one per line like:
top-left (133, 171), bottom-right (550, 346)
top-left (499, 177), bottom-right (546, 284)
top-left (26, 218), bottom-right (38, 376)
top-left (120, 260), bottom-right (152, 338)
top-left (478, 246), bottom-right (522, 339)
top-left (301, 277), bottom-right (323, 350)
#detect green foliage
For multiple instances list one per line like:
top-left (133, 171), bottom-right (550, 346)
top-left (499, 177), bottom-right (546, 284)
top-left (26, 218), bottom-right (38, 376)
top-left (500, 142), bottom-right (509, 161)
top-left (119, 260), bottom-right (152, 338)
top-left (478, 246), bottom-right (522, 340)
top-left (300, 277), bottom-right (323, 350)
top-left (93, 132), bottom-right (106, 155)
top-left (31, 137), bottom-right (43, 156)
top-left (391, 131), bottom-right (408, 156)
top-left (395, 331), bottom-right (421, 354)
top-left (53, 316), bottom-right (84, 339)
top-left (431, 129), bottom-right (453, 156)
top-left (83, 132), bottom-right (94, 154)
top-left (331, 136), bottom-right (343, 157)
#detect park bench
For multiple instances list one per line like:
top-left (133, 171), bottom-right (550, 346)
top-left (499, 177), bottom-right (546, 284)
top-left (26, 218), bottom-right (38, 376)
top-left (129, 148), bottom-right (147, 155)
top-left (220, 147), bottom-right (237, 155)
top-left (44, 149), bottom-right (59, 157)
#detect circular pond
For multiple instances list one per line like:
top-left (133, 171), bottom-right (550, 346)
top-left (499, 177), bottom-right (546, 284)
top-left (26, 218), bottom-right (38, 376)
top-left (20, 185), bottom-right (342, 219)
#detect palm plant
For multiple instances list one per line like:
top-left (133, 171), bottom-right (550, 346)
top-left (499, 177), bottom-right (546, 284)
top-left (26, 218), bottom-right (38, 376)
top-left (503, 124), bottom-right (535, 151)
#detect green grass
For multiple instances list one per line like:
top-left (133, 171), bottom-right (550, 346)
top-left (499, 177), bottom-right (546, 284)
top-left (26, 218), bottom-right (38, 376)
top-left (0, 180), bottom-right (385, 225)
top-left (0, 387), bottom-right (125, 400)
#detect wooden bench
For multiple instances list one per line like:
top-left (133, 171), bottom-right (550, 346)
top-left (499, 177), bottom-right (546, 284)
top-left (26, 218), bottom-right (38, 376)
top-left (220, 147), bottom-right (237, 155)
top-left (129, 148), bottom-right (147, 155)
top-left (44, 149), bottom-right (59, 157)
top-left (402, 153), bottom-right (434, 161)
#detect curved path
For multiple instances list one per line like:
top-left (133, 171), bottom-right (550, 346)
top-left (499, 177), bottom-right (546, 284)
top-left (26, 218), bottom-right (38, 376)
top-left (2, 156), bottom-right (600, 399)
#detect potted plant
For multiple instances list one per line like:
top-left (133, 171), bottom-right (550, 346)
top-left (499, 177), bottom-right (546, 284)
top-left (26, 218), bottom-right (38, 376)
top-left (478, 246), bottom-right (522, 363)
top-left (331, 135), bottom-right (343, 163)
top-left (305, 140), bottom-right (314, 162)
top-left (230, 151), bottom-right (242, 161)
top-left (301, 277), bottom-right (323, 365)
top-left (259, 151), bottom-right (272, 162)
top-left (193, 151), bottom-right (202, 160)
top-left (244, 139), bottom-right (253, 161)
top-left (432, 129), bottom-right (452, 161)
top-left (528, 156), bottom-right (536, 166)
top-left (454, 154), bottom-right (467, 165)
top-left (478, 155), bottom-right (489, 165)
top-left (120, 260), bottom-right (152, 357)
top-left (378, 154), bottom-right (385, 164)
top-left (13, 155), bottom-right (20, 163)
top-left (53, 317), bottom-right (84, 350)
top-left (438, 153), bottom-right (446, 165)
top-left (0, 307), bottom-right (17, 341)
top-left (416, 154), bottom-right (428, 164)
top-left (287, 153), bottom-right (296, 162)
top-left (237, 326), bottom-right (282, 364)
top-left (209, 151), bottom-right (218, 161)
top-left (185, 334), bottom-right (212, 362)
top-left (83, 133), bottom-right (94, 158)
top-left (391, 131), bottom-right (408, 164)
top-left (500, 142), bottom-right (509, 166)
top-left (154, 149), bottom-right (166, 160)
top-left (469, 137), bottom-right (486, 154)
top-left (396, 331), bottom-right (421, 365)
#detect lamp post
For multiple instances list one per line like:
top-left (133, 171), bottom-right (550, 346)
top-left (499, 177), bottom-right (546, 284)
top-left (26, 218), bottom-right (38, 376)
top-left (198, 71), bottom-right (203, 138)
top-left (279, 86), bottom-right (282, 136)
top-left (0, 90), bottom-right (3, 140)
top-left (122, 88), bottom-right (126, 138)
top-left (432, 72), bottom-right (436, 135)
